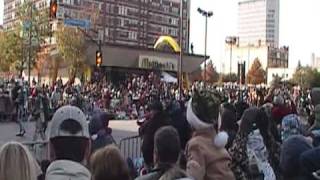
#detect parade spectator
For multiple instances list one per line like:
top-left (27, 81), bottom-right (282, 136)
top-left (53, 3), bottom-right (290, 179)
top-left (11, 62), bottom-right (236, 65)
top-left (139, 101), bottom-right (170, 170)
top-left (0, 141), bottom-right (41, 180)
top-left (89, 112), bottom-right (115, 153)
top-left (280, 135), bottom-right (313, 180)
top-left (46, 105), bottom-right (91, 180)
top-left (300, 146), bottom-right (320, 180)
top-left (90, 145), bottom-right (131, 180)
top-left (136, 126), bottom-right (184, 180)
top-left (229, 107), bottom-right (280, 180)
top-left (159, 166), bottom-right (191, 180)
top-left (185, 90), bottom-right (235, 180)
top-left (220, 102), bottom-right (238, 150)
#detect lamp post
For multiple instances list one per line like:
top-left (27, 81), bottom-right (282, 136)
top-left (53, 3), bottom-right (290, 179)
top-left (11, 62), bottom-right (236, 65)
top-left (197, 7), bottom-right (213, 86)
top-left (225, 36), bottom-right (237, 79)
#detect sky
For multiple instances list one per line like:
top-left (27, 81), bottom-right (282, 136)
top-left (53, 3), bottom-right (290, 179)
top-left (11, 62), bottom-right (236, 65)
top-left (189, 0), bottom-right (320, 70)
top-left (0, 0), bottom-right (319, 69)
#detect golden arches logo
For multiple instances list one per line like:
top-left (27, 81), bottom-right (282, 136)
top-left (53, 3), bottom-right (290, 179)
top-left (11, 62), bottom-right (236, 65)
top-left (154, 36), bottom-right (181, 53)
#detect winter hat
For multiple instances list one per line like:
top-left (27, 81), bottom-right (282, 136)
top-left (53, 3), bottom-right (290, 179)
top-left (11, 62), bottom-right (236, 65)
top-left (186, 90), bottom-right (222, 130)
top-left (186, 90), bottom-right (228, 148)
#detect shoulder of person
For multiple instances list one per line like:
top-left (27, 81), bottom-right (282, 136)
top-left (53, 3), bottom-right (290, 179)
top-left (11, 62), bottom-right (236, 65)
top-left (135, 171), bottom-right (162, 180)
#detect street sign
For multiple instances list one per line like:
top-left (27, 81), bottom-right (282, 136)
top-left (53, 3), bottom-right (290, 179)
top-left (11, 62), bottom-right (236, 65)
top-left (64, 19), bottom-right (90, 29)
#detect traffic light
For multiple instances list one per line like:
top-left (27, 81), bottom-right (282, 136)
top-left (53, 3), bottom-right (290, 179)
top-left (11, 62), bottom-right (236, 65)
top-left (96, 50), bottom-right (102, 67)
top-left (50, 0), bottom-right (58, 19)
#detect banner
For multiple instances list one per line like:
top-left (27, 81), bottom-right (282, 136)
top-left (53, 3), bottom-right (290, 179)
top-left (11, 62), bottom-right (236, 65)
top-left (139, 55), bottom-right (177, 71)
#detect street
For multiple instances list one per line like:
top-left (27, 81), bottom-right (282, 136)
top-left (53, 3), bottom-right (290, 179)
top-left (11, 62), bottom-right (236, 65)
top-left (0, 120), bottom-right (139, 160)
top-left (0, 120), bottom-right (139, 145)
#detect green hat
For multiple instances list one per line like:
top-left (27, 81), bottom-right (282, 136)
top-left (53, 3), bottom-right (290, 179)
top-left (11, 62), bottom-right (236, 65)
top-left (190, 90), bottom-right (222, 126)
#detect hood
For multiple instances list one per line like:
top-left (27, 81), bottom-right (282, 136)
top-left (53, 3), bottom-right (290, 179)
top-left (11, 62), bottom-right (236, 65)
top-left (46, 160), bottom-right (91, 180)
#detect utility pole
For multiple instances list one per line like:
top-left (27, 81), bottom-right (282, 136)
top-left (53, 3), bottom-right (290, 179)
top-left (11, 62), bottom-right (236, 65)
top-left (179, 0), bottom-right (183, 100)
top-left (28, 4), bottom-right (33, 85)
top-left (198, 7), bottom-right (213, 86)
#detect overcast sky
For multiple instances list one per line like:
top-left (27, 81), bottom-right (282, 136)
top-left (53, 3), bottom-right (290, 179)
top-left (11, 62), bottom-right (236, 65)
top-left (1, 0), bottom-right (319, 69)
top-left (190, 0), bottom-right (320, 69)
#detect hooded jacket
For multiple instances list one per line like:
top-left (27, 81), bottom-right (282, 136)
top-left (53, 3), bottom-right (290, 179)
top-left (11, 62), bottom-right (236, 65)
top-left (45, 160), bottom-right (91, 180)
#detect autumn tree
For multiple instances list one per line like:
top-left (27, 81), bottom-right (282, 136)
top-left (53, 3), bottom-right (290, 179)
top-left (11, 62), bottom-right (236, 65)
top-left (247, 58), bottom-right (266, 84)
top-left (0, 2), bottom-right (51, 78)
top-left (202, 61), bottom-right (219, 83)
top-left (55, 26), bottom-right (87, 83)
top-left (291, 64), bottom-right (320, 89)
top-left (219, 73), bottom-right (238, 83)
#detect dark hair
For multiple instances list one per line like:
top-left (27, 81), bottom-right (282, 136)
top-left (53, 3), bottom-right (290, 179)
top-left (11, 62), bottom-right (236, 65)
top-left (256, 108), bottom-right (280, 174)
top-left (50, 119), bottom-right (89, 162)
top-left (154, 126), bottom-right (181, 164)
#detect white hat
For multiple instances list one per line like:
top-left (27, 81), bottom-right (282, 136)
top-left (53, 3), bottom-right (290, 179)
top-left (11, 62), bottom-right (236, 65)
top-left (49, 105), bottom-right (89, 139)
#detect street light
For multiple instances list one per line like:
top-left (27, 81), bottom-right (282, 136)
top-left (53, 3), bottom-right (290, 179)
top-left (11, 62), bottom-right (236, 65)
top-left (225, 36), bottom-right (237, 79)
top-left (198, 7), bottom-right (213, 85)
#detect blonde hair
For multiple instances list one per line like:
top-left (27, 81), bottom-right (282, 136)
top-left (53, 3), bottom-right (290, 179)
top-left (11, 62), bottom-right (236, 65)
top-left (0, 141), bottom-right (40, 180)
top-left (90, 145), bottom-right (130, 180)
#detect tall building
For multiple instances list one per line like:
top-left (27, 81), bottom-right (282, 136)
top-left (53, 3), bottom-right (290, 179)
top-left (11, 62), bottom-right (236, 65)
top-left (3, 0), bottom-right (190, 52)
top-left (56, 0), bottom-right (190, 52)
top-left (238, 0), bottom-right (279, 47)
top-left (311, 53), bottom-right (320, 70)
top-left (3, 0), bottom-right (48, 30)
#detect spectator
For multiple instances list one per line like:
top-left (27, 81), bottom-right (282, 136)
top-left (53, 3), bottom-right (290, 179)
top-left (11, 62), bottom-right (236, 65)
top-left (281, 114), bottom-right (303, 142)
top-left (89, 112), bottom-right (115, 153)
top-left (0, 141), bottom-right (41, 180)
top-left (139, 101), bottom-right (170, 170)
top-left (159, 166), bottom-right (191, 180)
top-left (220, 102), bottom-right (238, 150)
top-left (46, 105), bottom-right (91, 180)
top-left (90, 145), bottom-right (131, 180)
top-left (280, 135), bottom-right (313, 180)
top-left (136, 126), bottom-right (184, 180)
top-left (229, 107), bottom-right (280, 180)
top-left (185, 90), bottom-right (235, 180)
top-left (272, 95), bottom-right (295, 126)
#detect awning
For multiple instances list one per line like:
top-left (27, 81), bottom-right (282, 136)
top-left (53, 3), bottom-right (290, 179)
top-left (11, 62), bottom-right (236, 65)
top-left (161, 72), bottom-right (177, 83)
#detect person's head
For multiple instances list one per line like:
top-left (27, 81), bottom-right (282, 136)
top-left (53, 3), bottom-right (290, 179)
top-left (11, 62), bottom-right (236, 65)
top-left (154, 126), bottom-right (181, 165)
top-left (186, 90), bottom-right (221, 131)
top-left (281, 114), bottom-right (303, 141)
top-left (90, 145), bottom-right (130, 180)
top-left (0, 141), bottom-right (40, 180)
top-left (48, 105), bottom-right (91, 164)
top-left (280, 135), bottom-right (313, 179)
top-left (273, 95), bottom-right (284, 106)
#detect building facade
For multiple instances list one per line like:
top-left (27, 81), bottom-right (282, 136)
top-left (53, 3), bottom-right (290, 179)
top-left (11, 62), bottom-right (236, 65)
top-left (3, 0), bottom-right (190, 52)
top-left (267, 67), bottom-right (294, 85)
top-left (238, 0), bottom-right (279, 48)
top-left (3, 0), bottom-right (48, 30)
top-left (223, 44), bottom-right (288, 74)
top-left (55, 0), bottom-right (190, 52)
top-left (311, 53), bottom-right (320, 70)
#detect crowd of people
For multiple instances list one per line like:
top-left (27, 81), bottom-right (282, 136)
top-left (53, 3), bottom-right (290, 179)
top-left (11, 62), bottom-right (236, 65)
top-left (0, 72), bottom-right (320, 180)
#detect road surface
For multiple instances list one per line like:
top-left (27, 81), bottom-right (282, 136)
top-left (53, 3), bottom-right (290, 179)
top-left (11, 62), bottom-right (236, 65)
top-left (0, 120), bottom-right (139, 160)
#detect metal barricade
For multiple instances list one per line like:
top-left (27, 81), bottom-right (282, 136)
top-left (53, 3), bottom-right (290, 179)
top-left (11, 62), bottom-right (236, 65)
top-left (23, 141), bottom-right (49, 161)
top-left (119, 135), bottom-right (142, 160)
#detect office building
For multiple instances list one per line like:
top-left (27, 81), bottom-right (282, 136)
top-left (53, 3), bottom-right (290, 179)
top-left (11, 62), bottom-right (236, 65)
top-left (3, 0), bottom-right (190, 52)
top-left (223, 43), bottom-right (288, 74)
top-left (56, 0), bottom-right (190, 52)
top-left (238, 0), bottom-right (279, 47)
top-left (3, 0), bottom-right (48, 30)
top-left (311, 53), bottom-right (320, 70)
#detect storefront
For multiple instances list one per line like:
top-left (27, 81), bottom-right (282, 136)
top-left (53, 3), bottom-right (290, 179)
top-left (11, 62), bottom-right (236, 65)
top-left (85, 43), bottom-right (206, 83)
